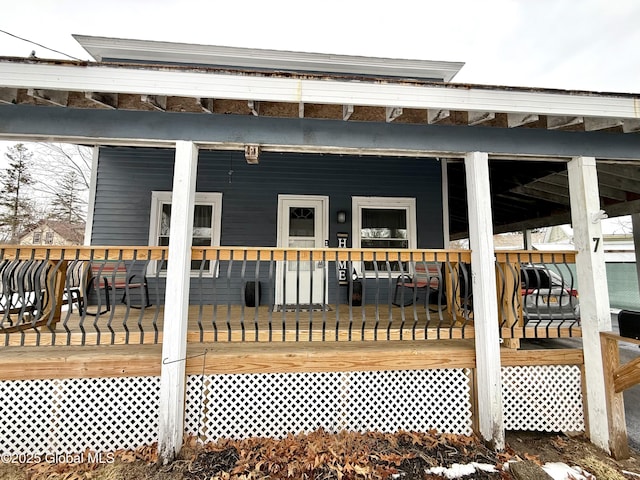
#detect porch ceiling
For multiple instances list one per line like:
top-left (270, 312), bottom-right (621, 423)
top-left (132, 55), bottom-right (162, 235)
top-left (1, 56), bottom-right (640, 238)
top-left (448, 160), bottom-right (640, 239)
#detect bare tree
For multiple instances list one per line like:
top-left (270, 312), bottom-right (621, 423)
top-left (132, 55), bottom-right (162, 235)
top-left (28, 143), bottom-right (92, 222)
top-left (0, 143), bottom-right (36, 242)
top-left (49, 170), bottom-right (86, 222)
top-left (35, 143), bottom-right (91, 189)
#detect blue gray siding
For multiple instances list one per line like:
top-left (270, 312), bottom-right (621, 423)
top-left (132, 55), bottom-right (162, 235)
top-left (92, 147), bottom-right (443, 304)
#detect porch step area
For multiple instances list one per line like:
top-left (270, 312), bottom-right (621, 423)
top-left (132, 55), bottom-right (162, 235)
top-left (0, 340), bottom-right (583, 381)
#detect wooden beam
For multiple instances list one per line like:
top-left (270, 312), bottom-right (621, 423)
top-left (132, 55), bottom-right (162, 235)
top-left (427, 109), bottom-right (450, 124)
top-left (26, 88), bottom-right (69, 106)
top-left (248, 100), bottom-right (260, 116)
top-left (84, 91), bottom-right (118, 109)
top-left (140, 94), bottom-right (167, 111)
top-left (547, 115), bottom-right (584, 129)
top-left (500, 347), bottom-right (583, 367)
top-left (600, 332), bottom-right (631, 459)
top-left (0, 87), bottom-right (18, 104)
top-left (623, 119), bottom-right (640, 133)
top-left (585, 117), bottom-right (624, 131)
top-left (385, 106), bottom-right (403, 122)
top-left (343, 104), bottom-right (354, 121)
top-left (298, 102), bottom-right (305, 118)
top-left (0, 344), bottom-right (163, 380)
top-left (507, 113), bottom-right (539, 128)
top-left (510, 185), bottom-right (571, 205)
top-left (597, 170), bottom-right (640, 195)
top-left (540, 171), bottom-right (626, 202)
top-left (468, 111), bottom-right (495, 126)
top-left (613, 356), bottom-right (640, 393)
top-left (198, 98), bottom-right (214, 113)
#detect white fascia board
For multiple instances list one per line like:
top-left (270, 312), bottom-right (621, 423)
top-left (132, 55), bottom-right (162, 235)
top-left (1, 61), bottom-right (639, 120)
top-left (73, 34), bottom-right (463, 82)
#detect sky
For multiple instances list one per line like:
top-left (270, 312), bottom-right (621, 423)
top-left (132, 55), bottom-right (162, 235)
top-left (1, 0), bottom-right (639, 93)
top-left (1, 0), bottom-right (639, 173)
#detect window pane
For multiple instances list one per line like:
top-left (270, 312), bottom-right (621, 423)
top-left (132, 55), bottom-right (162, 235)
top-left (289, 207), bottom-right (315, 237)
top-left (194, 205), bottom-right (212, 228)
top-left (361, 208), bottom-right (408, 272)
top-left (156, 201), bottom-right (215, 273)
top-left (161, 204), bottom-right (171, 236)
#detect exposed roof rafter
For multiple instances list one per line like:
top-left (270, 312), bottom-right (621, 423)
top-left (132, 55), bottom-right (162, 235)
top-left (427, 109), bottom-right (450, 124)
top-left (0, 87), bottom-right (18, 104)
top-left (85, 91), bottom-right (118, 109)
top-left (385, 107), bottom-right (403, 123)
top-left (26, 88), bottom-right (68, 106)
top-left (140, 95), bottom-right (167, 111)
top-left (468, 111), bottom-right (495, 126)
top-left (546, 116), bottom-right (583, 130)
top-left (507, 113), bottom-right (539, 128)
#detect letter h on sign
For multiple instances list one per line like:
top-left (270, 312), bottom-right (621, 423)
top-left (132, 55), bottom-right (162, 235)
top-left (337, 232), bottom-right (349, 285)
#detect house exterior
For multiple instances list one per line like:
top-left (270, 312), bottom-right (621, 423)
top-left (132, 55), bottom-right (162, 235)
top-left (1, 35), bottom-right (640, 461)
top-left (18, 219), bottom-right (85, 246)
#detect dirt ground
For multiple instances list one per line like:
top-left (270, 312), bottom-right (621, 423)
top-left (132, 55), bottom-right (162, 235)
top-left (1, 430), bottom-right (640, 480)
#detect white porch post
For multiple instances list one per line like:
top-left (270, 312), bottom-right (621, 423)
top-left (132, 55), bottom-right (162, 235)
top-left (158, 141), bottom-right (198, 463)
top-left (567, 156), bottom-right (611, 451)
top-left (632, 214), bottom-right (640, 290)
top-left (464, 151), bottom-right (504, 449)
top-left (441, 158), bottom-right (450, 248)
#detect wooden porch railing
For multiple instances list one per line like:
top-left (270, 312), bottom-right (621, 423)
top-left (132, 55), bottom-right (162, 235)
top-left (1, 246), bottom-right (580, 347)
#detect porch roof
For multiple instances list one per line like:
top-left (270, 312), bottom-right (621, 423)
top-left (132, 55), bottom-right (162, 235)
top-left (0, 36), bottom-right (640, 238)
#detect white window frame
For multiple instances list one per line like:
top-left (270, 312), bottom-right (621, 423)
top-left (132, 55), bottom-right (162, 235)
top-left (148, 191), bottom-right (222, 277)
top-left (352, 196), bottom-right (417, 278)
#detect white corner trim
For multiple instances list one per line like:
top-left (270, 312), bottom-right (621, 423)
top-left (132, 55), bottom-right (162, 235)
top-left (83, 146), bottom-right (99, 246)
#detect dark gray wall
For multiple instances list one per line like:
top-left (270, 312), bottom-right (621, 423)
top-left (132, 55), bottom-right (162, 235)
top-left (92, 147), bottom-right (443, 305)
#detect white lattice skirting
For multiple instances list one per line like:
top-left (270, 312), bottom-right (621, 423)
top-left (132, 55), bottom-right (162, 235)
top-left (0, 365), bottom-right (584, 455)
top-left (0, 377), bottom-right (161, 455)
top-left (0, 369), bottom-right (472, 455)
top-left (502, 365), bottom-right (585, 432)
top-left (184, 369), bottom-right (473, 442)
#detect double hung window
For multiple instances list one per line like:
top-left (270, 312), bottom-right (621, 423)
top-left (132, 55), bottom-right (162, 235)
top-left (352, 197), bottom-right (417, 276)
top-left (148, 191), bottom-right (222, 276)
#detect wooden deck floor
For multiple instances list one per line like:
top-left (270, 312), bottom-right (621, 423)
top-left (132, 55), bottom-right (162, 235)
top-left (3, 302), bottom-right (580, 346)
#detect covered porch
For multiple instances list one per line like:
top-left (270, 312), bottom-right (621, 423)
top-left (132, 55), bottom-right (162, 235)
top-left (1, 35), bottom-right (639, 460)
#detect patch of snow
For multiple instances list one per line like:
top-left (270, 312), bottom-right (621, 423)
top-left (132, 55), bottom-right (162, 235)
top-left (425, 462), bottom-right (497, 479)
top-left (542, 462), bottom-right (595, 480)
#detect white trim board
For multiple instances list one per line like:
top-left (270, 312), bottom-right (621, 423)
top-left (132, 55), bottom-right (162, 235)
top-left (1, 61), bottom-right (638, 120)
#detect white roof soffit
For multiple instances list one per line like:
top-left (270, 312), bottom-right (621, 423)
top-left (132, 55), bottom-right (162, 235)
top-left (1, 59), bottom-right (639, 121)
top-left (72, 34), bottom-right (465, 83)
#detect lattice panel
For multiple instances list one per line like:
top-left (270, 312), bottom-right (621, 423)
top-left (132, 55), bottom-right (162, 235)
top-left (185, 369), bottom-right (473, 441)
top-left (343, 369), bottom-right (472, 434)
top-left (502, 365), bottom-right (585, 432)
top-left (0, 377), bottom-right (160, 455)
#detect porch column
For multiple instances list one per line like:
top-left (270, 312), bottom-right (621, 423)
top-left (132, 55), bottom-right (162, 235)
top-left (441, 158), bottom-right (450, 247)
top-left (158, 141), bottom-right (198, 463)
top-left (567, 156), bottom-right (611, 452)
top-left (632, 214), bottom-right (640, 292)
top-left (464, 151), bottom-right (504, 449)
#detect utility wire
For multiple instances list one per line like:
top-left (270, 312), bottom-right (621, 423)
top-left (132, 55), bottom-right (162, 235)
top-left (0, 29), bottom-right (83, 61)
